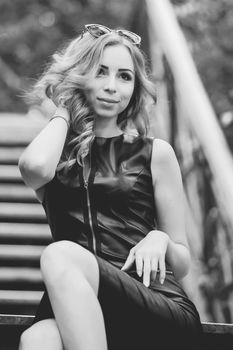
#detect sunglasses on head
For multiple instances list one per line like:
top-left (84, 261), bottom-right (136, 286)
top-left (82, 24), bottom-right (141, 46)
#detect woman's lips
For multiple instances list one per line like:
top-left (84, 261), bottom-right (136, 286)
top-left (97, 97), bottom-right (119, 104)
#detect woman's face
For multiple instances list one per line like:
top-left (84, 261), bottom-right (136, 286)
top-left (85, 44), bottom-right (135, 120)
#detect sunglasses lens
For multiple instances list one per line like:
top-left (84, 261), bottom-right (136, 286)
top-left (86, 24), bottom-right (110, 37)
top-left (118, 30), bottom-right (141, 45)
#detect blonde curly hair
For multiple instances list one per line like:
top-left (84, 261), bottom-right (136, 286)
top-left (26, 28), bottom-right (157, 176)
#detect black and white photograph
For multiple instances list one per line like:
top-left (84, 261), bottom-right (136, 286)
top-left (0, 0), bottom-right (233, 349)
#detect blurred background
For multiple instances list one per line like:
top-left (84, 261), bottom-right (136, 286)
top-left (0, 0), bottom-right (233, 328)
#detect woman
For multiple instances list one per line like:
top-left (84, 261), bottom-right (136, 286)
top-left (18, 24), bottom-right (202, 350)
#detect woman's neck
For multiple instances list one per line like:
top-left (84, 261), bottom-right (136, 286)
top-left (93, 117), bottom-right (122, 138)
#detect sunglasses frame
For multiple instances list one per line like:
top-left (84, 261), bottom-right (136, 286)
top-left (83, 24), bottom-right (141, 46)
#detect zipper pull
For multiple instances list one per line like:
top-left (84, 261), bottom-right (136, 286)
top-left (82, 155), bottom-right (89, 189)
top-left (82, 135), bottom-right (94, 189)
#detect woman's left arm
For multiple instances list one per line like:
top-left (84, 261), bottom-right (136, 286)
top-left (150, 139), bottom-right (191, 280)
top-left (122, 138), bottom-right (191, 285)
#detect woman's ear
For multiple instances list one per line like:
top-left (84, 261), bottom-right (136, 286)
top-left (45, 85), bottom-right (53, 99)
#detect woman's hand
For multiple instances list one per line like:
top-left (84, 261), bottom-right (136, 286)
top-left (121, 230), bottom-right (169, 287)
top-left (41, 97), bottom-right (70, 123)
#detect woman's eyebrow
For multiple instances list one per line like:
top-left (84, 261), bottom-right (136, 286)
top-left (119, 68), bottom-right (135, 74)
top-left (100, 64), bottom-right (134, 74)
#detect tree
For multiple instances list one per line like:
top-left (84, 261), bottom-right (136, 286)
top-left (0, 0), bottom-right (136, 112)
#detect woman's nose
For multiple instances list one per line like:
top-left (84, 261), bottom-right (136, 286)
top-left (104, 76), bottom-right (117, 93)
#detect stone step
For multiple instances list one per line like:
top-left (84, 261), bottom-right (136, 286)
top-left (0, 114), bottom-right (46, 146)
top-left (0, 267), bottom-right (43, 291)
top-left (0, 184), bottom-right (37, 203)
top-left (0, 290), bottom-right (42, 315)
top-left (0, 244), bottom-right (45, 267)
top-left (0, 165), bottom-right (23, 183)
top-left (0, 147), bottom-right (24, 165)
top-left (0, 203), bottom-right (46, 223)
top-left (0, 222), bottom-right (51, 244)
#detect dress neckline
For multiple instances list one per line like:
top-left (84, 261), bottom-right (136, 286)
top-left (94, 133), bottom-right (124, 140)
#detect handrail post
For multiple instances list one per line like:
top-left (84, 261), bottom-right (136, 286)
top-left (146, 0), bottom-right (233, 241)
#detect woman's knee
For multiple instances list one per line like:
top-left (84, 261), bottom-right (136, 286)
top-left (41, 241), bottom-right (91, 275)
top-left (19, 319), bottom-right (62, 350)
top-left (40, 240), bottom-right (99, 292)
top-left (40, 241), bottom-right (69, 275)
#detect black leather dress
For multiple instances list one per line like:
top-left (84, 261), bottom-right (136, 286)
top-left (36, 133), bottom-right (202, 350)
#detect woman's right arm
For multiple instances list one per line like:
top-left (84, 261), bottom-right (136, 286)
top-left (18, 106), bottom-right (70, 195)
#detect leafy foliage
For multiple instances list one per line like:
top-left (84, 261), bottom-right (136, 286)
top-left (173, 0), bottom-right (233, 129)
top-left (1, 0), bottom-right (233, 130)
top-left (0, 0), bottom-right (136, 112)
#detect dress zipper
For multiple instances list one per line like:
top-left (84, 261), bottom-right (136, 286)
top-left (83, 145), bottom-right (97, 254)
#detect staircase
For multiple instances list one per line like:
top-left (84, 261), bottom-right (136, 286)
top-left (0, 114), bottom-right (52, 315)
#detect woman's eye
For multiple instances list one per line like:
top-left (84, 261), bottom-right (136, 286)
top-left (96, 68), bottom-right (106, 76)
top-left (120, 72), bottom-right (132, 81)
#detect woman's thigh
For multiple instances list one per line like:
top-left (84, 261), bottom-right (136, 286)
top-left (40, 240), bottom-right (100, 294)
top-left (96, 257), bottom-right (201, 350)
top-left (19, 319), bottom-right (63, 350)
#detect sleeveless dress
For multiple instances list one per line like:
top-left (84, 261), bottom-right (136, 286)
top-left (35, 133), bottom-right (202, 350)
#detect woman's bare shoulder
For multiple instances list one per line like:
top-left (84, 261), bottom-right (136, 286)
top-left (150, 138), bottom-right (182, 186)
top-left (151, 138), bottom-right (177, 165)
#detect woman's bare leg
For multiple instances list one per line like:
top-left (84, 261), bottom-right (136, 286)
top-left (19, 319), bottom-right (63, 350)
top-left (40, 241), bottom-right (108, 350)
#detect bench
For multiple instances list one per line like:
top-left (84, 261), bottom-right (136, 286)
top-left (0, 314), bottom-right (232, 350)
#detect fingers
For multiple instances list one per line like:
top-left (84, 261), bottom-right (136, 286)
top-left (135, 254), bottom-right (143, 277)
top-left (140, 255), bottom-right (166, 287)
top-left (158, 256), bottom-right (166, 284)
top-left (121, 250), bottom-right (167, 286)
top-left (143, 256), bottom-right (151, 287)
top-left (150, 258), bottom-right (158, 282)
